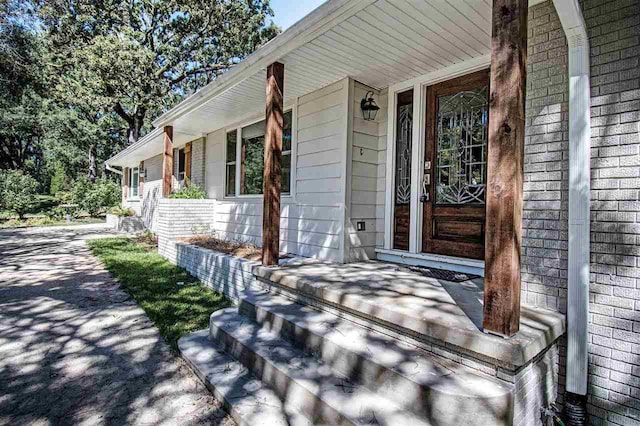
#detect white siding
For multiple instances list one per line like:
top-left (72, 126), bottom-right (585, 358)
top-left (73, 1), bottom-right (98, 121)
top-left (123, 154), bottom-right (163, 232)
top-left (141, 154), bottom-right (163, 231)
top-left (346, 81), bottom-right (388, 261)
top-left (202, 79), bottom-right (349, 262)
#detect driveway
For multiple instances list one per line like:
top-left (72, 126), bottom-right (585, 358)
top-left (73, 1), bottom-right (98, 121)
top-left (0, 224), bottom-right (234, 426)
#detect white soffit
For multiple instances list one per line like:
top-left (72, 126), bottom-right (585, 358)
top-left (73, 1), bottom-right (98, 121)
top-left (160, 0), bottom-right (498, 136)
top-left (110, 0), bottom-right (542, 165)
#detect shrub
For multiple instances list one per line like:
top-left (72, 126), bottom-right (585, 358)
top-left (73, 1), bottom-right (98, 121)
top-left (48, 204), bottom-right (79, 220)
top-left (49, 162), bottom-right (69, 195)
top-left (0, 170), bottom-right (39, 219)
top-left (72, 178), bottom-right (120, 216)
top-left (168, 180), bottom-right (206, 199)
top-left (110, 206), bottom-right (135, 217)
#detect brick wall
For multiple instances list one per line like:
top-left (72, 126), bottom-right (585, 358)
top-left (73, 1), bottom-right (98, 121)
top-left (583, 0), bottom-right (640, 424)
top-left (524, 1), bottom-right (640, 424)
top-left (156, 198), bottom-right (216, 240)
top-left (190, 138), bottom-right (206, 188)
top-left (522, 1), bottom-right (569, 314)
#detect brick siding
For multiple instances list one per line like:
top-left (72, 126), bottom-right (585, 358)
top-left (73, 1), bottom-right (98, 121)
top-left (524, 1), bottom-right (640, 424)
top-left (190, 138), bottom-right (206, 188)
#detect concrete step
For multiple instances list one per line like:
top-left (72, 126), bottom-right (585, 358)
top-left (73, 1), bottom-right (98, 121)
top-left (209, 307), bottom-right (432, 426)
top-left (178, 330), bottom-right (311, 426)
top-left (252, 262), bottom-right (565, 368)
top-left (239, 290), bottom-right (514, 425)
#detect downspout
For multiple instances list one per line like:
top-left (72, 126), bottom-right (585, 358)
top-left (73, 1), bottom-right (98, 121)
top-left (552, 0), bottom-right (590, 423)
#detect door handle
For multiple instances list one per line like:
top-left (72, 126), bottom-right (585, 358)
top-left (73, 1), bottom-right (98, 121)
top-left (420, 174), bottom-right (430, 203)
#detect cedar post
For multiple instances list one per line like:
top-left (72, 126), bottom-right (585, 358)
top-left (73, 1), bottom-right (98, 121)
top-left (139, 161), bottom-right (145, 197)
top-left (482, 0), bottom-right (528, 337)
top-left (123, 167), bottom-right (129, 200)
top-left (262, 62), bottom-right (284, 266)
top-left (162, 126), bottom-right (174, 197)
top-left (185, 142), bottom-right (192, 184)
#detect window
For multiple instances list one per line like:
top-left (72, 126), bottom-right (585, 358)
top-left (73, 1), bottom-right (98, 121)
top-left (225, 111), bottom-right (292, 197)
top-left (225, 131), bottom-right (237, 196)
top-left (393, 90), bottom-right (413, 250)
top-left (177, 148), bottom-right (186, 181)
top-left (129, 167), bottom-right (139, 198)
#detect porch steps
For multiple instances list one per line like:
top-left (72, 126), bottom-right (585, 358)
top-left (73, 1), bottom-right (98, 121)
top-left (239, 291), bottom-right (513, 423)
top-left (179, 289), bottom-right (514, 426)
top-left (179, 330), bottom-right (311, 426)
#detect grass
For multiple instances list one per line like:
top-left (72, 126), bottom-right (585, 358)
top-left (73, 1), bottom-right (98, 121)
top-left (87, 237), bottom-right (230, 350)
top-left (0, 217), bottom-right (105, 229)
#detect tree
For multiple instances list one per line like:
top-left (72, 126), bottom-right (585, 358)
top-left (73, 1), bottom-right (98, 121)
top-left (37, 0), bottom-right (279, 144)
top-left (71, 177), bottom-right (120, 216)
top-left (0, 169), bottom-right (39, 219)
top-left (0, 21), bottom-right (47, 176)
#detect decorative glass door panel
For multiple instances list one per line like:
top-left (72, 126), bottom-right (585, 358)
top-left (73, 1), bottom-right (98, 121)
top-left (422, 70), bottom-right (489, 260)
top-left (393, 90), bottom-right (413, 250)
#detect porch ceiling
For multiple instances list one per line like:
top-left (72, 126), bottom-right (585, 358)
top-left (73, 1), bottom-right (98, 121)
top-left (107, 0), bottom-right (545, 167)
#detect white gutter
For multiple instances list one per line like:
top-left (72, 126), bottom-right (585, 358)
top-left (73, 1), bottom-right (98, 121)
top-left (105, 162), bottom-right (123, 176)
top-left (552, 0), bottom-right (591, 397)
top-left (106, 127), bottom-right (163, 165)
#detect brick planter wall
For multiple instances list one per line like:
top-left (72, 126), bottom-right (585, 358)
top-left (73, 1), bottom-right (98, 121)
top-left (155, 198), bottom-right (257, 302)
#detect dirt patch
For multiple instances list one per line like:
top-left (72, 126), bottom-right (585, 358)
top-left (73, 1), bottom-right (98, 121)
top-left (134, 232), bottom-right (158, 251)
top-left (182, 236), bottom-right (263, 261)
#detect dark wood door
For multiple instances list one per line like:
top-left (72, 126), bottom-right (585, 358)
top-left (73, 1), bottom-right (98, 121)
top-left (422, 70), bottom-right (490, 260)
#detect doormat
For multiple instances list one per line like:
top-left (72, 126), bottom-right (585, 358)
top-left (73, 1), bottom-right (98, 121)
top-left (407, 265), bottom-right (479, 283)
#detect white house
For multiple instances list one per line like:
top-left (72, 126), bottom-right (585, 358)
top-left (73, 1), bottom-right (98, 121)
top-left (106, 0), bottom-right (640, 425)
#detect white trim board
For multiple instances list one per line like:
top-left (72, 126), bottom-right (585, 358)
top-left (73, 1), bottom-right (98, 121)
top-left (375, 248), bottom-right (485, 277)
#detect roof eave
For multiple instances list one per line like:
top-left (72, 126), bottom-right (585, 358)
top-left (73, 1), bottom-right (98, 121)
top-left (151, 0), bottom-right (374, 129)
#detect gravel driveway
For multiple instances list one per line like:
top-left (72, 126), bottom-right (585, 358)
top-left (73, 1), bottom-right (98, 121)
top-left (0, 224), bottom-right (234, 426)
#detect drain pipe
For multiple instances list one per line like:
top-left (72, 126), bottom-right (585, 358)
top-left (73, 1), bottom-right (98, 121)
top-left (552, 0), bottom-right (591, 424)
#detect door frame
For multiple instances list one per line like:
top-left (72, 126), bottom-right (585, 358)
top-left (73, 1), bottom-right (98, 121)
top-left (382, 56), bottom-right (491, 264)
top-left (422, 69), bottom-right (490, 260)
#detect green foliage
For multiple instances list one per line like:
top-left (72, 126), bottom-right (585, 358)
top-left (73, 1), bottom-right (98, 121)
top-left (168, 181), bottom-right (206, 199)
top-left (0, 169), bottom-right (39, 218)
top-left (49, 161), bottom-right (68, 194)
top-left (110, 206), bottom-right (135, 217)
top-left (88, 237), bottom-right (230, 350)
top-left (71, 178), bottom-right (120, 216)
top-left (38, 0), bottom-right (280, 143)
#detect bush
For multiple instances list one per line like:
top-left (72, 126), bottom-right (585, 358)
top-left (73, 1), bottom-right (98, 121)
top-left (49, 162), bottom-right (69, 195)
top-left (0, 170), bottom-right (39, 219)
top-left (168, 180), bottom-right (206, 199)
top-left (110, 206), bottom-right (135, 217)
top-left (71, 178), bottom-right (120, 216)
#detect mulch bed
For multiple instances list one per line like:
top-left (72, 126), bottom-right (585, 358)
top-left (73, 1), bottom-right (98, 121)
top-left (182, 236), bottom-right (263, 261)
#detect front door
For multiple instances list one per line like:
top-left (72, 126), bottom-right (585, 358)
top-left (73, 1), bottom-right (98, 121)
top-left (422, 70), bottom-right (489, 260)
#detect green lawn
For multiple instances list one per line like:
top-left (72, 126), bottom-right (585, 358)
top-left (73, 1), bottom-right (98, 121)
top-left (88, 237), bottom-right (230, 350)
top-left (0, 217), bottom-right (105, 229)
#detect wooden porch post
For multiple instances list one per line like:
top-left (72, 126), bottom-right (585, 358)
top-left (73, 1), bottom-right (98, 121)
top-left (185, 142), bottom-right (192, 183)
top-left (139, 161), bottom-right (145, 197)
top-left (482, 0), bottom-right (528, 337)
top-left (123, 167), bottom-right (129, 201)
top-left (162, 126), bottom-right (174, 197)
top-left (262, 62), bottom-right (284, 266)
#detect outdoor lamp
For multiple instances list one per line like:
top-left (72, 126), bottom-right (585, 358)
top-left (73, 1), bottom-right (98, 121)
top-left (360, 91), bottom-right (380, 121)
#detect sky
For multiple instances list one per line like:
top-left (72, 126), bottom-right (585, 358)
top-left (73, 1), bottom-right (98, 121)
top-left (269, 0), bottom-right (328, 30)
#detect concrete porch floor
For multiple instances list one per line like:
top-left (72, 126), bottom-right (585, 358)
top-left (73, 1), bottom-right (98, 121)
top-left (253, 259), bottom-right (566, 368)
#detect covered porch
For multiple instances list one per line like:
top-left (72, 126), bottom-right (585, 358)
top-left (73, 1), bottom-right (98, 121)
top-left (110, 0), bottom-right (591, 417)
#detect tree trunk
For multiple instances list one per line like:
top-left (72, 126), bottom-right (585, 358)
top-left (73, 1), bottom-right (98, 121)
top-left (88, 144), bottom-right (97, 183)
top-left (114, 103), bottom-right (146, 144)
